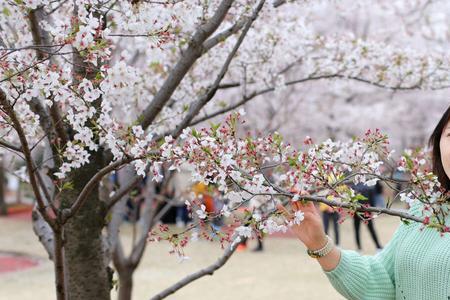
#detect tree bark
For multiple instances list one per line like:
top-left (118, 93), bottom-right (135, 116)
top-left (117, 266), bottom-right (133, 300)
top-left (109, 166), bottom-right (136, 300)
top-left (61, 152), bottom-right (111, 300)
top-left (32, 207), bottom-right (55, 260)
top-left (0, 157), bottom-right (7, 215)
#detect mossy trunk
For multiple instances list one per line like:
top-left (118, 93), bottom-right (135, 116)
top-left (62, 152), bottom-right (111, 300)
top-left (0, 158), bottom-right (6, 216)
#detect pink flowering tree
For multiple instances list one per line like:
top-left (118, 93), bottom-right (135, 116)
top-left (1, 0), bottom-right (450, 300)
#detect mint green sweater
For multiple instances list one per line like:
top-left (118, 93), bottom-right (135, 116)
top-left (325, 203), bottom-right (450, 300)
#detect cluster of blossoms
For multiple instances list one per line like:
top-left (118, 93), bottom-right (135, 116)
top-left (397, 149), bottom-right (450, 232)
top-left (149, 112), bottom-right (450, 256)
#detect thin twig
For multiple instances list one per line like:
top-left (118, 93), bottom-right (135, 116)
top-left (149, 236), bottom-right (240, 300)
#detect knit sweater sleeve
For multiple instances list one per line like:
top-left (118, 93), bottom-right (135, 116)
top-left (324, 223), bottom-right (408, 300)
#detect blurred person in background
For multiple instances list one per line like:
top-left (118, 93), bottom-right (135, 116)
top-left (320, 202), bottom-right (340, 246)
top-left (352, 182), bottom-right (383, 252)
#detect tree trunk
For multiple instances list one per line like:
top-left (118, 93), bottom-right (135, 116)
top-left (0, 157), bottom-right (7, 216)
top-left (117, 267), bottom-right (134, 300)
top-left (62, 152), bottom-right (111, 300)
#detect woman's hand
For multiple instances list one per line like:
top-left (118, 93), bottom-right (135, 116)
top-left (278, 201), bottom-right (328, 250)
top-left (279, 200), bottom-right (341, 272)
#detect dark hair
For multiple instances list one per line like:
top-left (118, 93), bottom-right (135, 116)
top-left (429, 105), bottom-right (450, 192)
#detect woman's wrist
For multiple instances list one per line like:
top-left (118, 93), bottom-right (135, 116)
top-left (306, 234), bottom-right (328, 251)
top-left (307, 235), bottom-right (334, 258)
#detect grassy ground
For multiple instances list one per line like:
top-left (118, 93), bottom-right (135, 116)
top-left (0, 210), bottom-right (401, 300)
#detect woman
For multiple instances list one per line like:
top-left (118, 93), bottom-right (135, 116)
top-left (287, 106), bottom-right (450, 300)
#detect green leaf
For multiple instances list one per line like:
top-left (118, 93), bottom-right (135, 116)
top-left (62, 181), bottom-right (74, 191)
top-left (202, 147), bottom-right (211, 155)
top-left (104, 212), bottom-right (112, 224)
top-left (211, 122), bottom-right (220, 131)
top-left (287, 155), bottom-right (299, 167)
top-left (95, 72), bottom-right (103, 81)
top-left (134, 115), bottom-right (144, 126)
top-left (404, 155), bottom-right (414, 170)
top-left (273, 132), bottom-right (283, 146)
top-left (191, 128), bottom-right (199, 138)
top-left (210, 122), bottom-right (220, 137)
top-left (2, 7), bottom-right (11, 16)
top-left (352, 194), bottom-right (367, 202)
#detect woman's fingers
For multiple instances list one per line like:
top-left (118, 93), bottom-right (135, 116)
top-left (279, 200), bottom-right (320, 224)
top-left (276, 203), bottom-right (292, 219)
top-left (292, 200), bottom-right (314, 211)
top-left (292, 201), bottom-right (302, 211)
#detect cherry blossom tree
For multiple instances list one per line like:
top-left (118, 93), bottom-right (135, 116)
top-left (1, 0), bottom-right (450, 300)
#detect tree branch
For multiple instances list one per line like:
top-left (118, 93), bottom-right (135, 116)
top-left (138, 0), bottom-right (235, 130)
top-left (170, 0), bottom-right (265, 139)
top-left (32, 207), bottom-right (55, 260)
top-left (130, 198), bottom-right (173, 266)
top-left (0, 139), bottom-right (22, 153)
top-left (303, 194), bottom-right (422, 222)
top-left (112, 234), bottom-right (128, 272)
top-left (53, 228), bottom-right (66, 300)
top-left (106, 162), bottom-right (156, 211)
top-left (33, 163), bottom-right (56, 212)
top-left (107, 189), bottom-right (127, 256)
top-left (28, 8), bottom-right (52, 60)
top-left (62, 157), bottom-right (136, 221)
top-left (0, 89), bottom-right (56, 228)
top-left (189, 73), bottom-right (440, 126)
top-left (202, 0), bottom-right (290, 51)
top-left (202, 17), bottom-right (247, 51)
top-left (0, 56), bottom-right (52, 83)
top-left (28, 7), bottom-right (68, 156)
top-left (235, 180), bottom-right (424, 223)
top-left (272, 0), bottom-right (285, 7)
top-left (149, 236), bottom-right (240, 300)
top-left (106, 175), bottom-right (141, 211)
